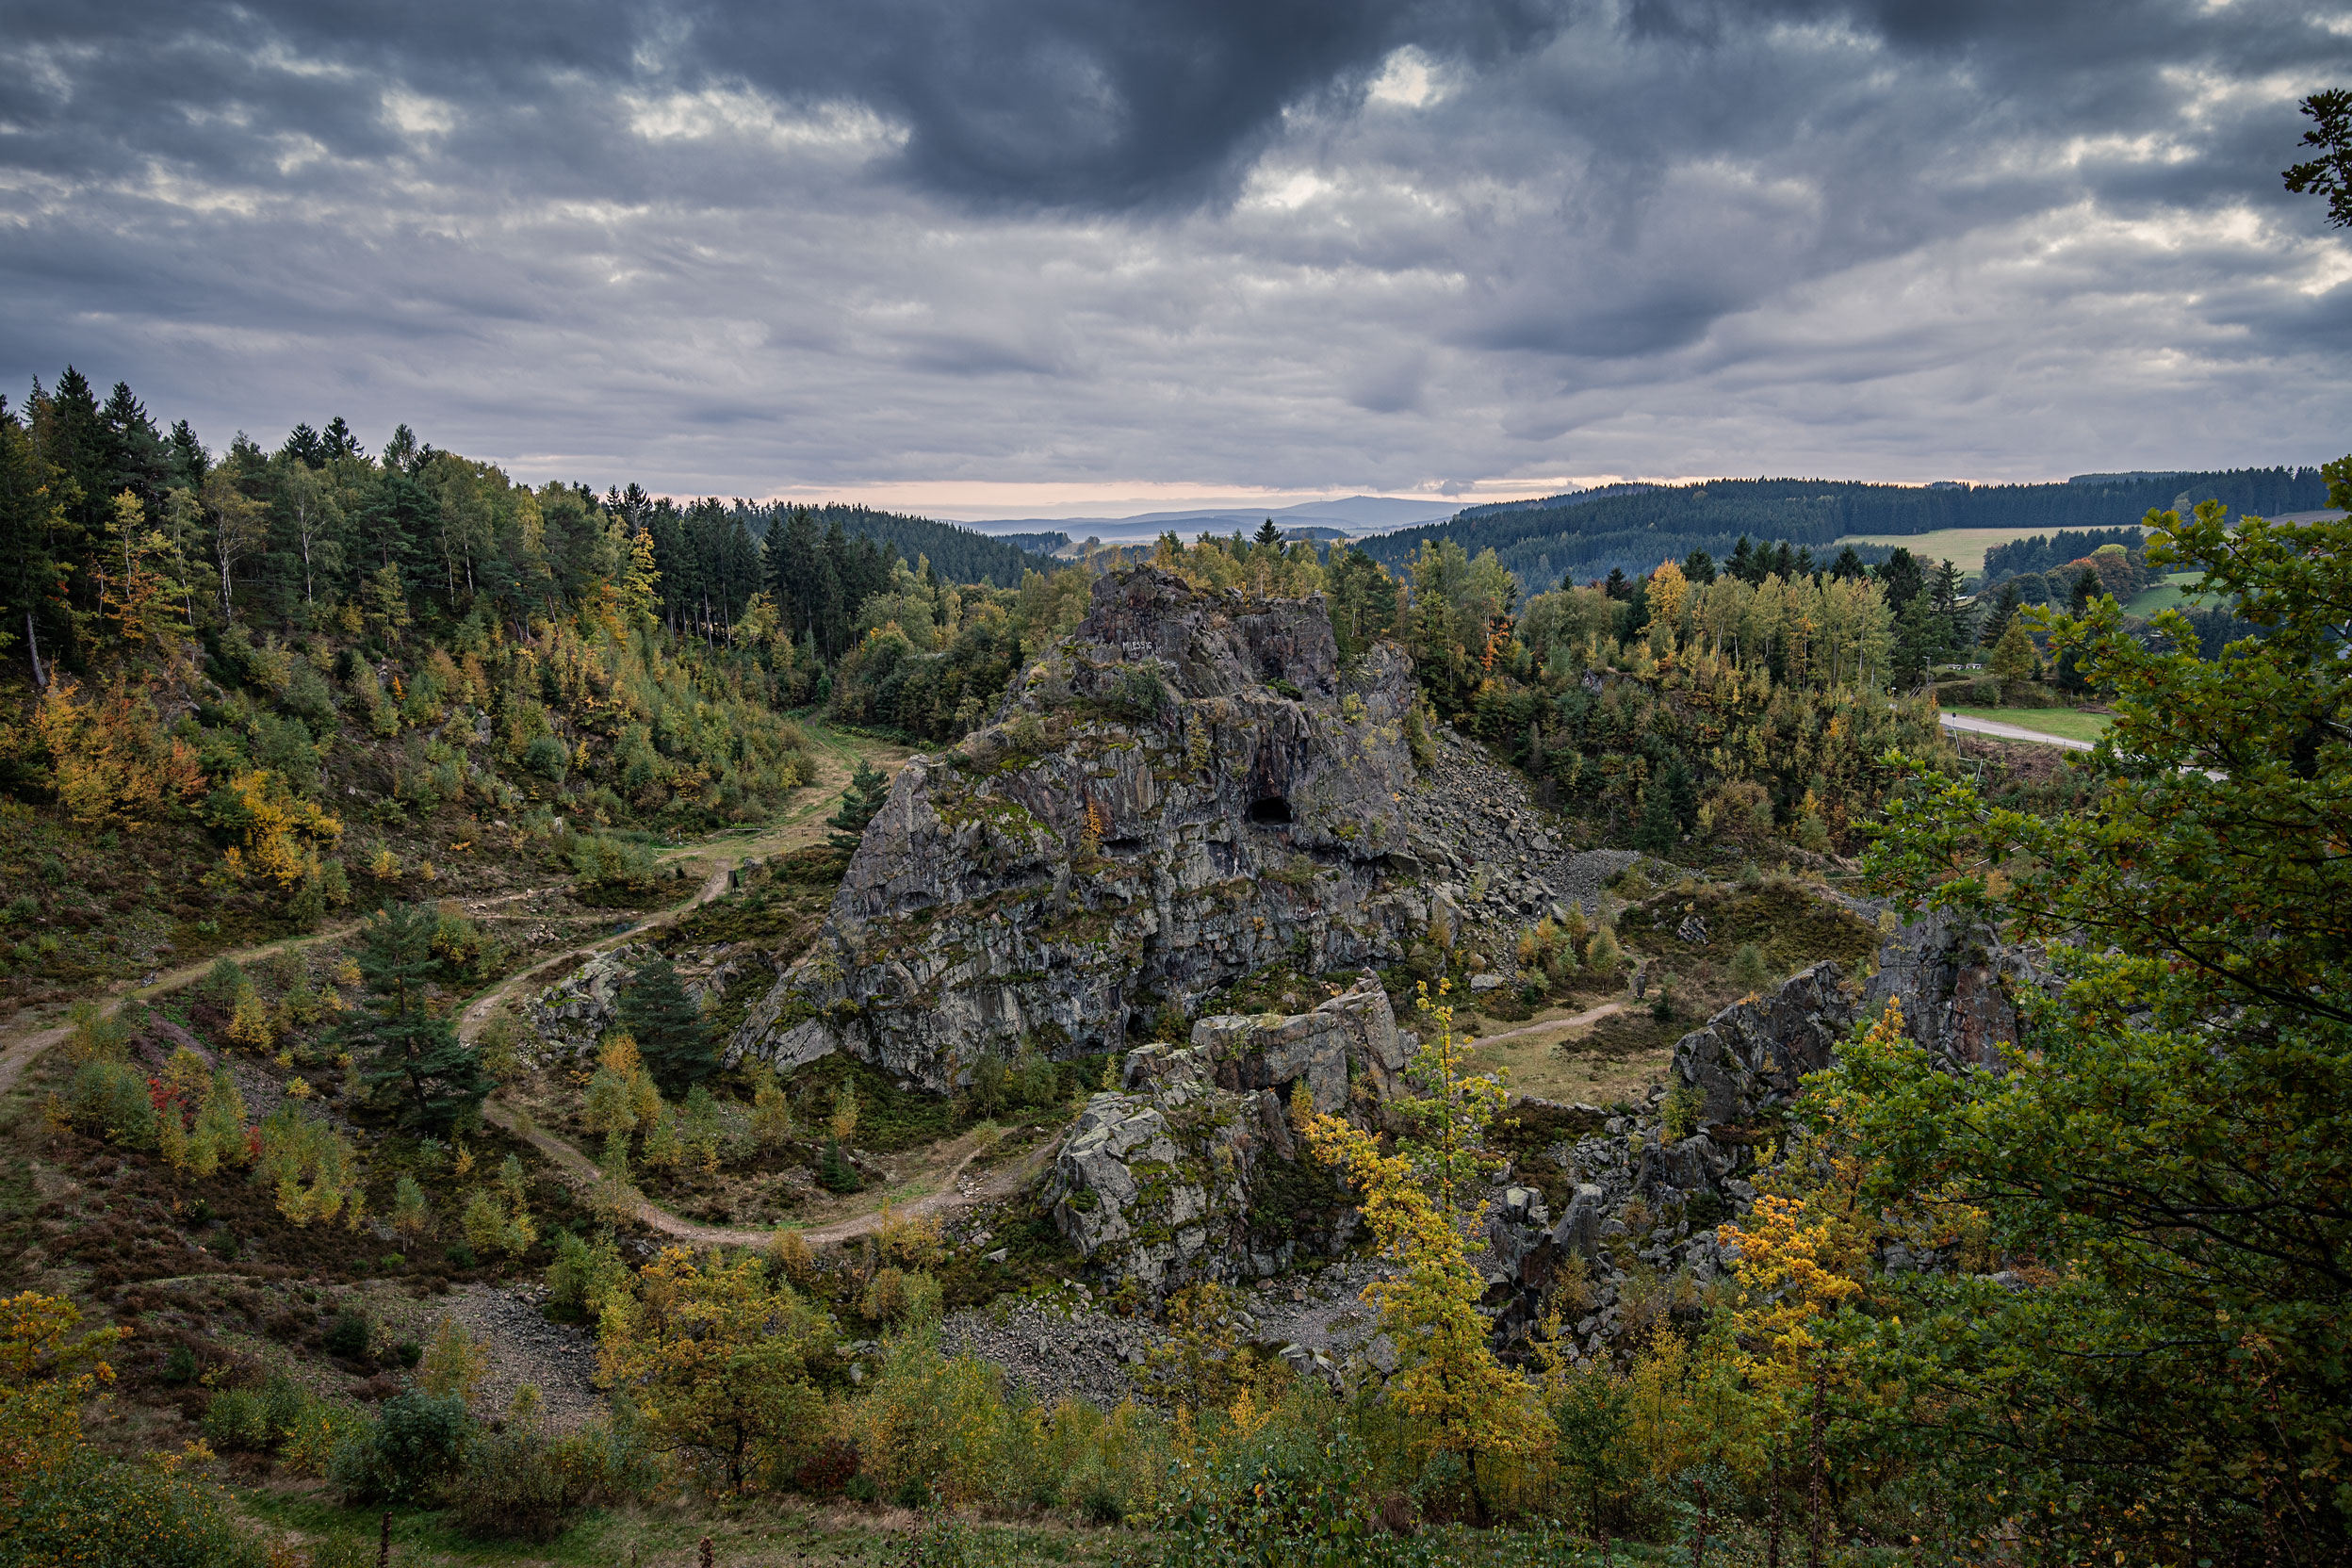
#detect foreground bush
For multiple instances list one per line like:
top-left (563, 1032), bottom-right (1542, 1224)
top-left (329, 1389), bottom-right (473, 1503)
top-left (0, 1454), bottom-right (269, 1568)
top-left (443, 1395), bottom-right (655, 1542)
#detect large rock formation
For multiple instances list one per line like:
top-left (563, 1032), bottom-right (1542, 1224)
top-left (1039, 977), bottom-right (1408, 1294)
top-left (1670, 909), bottom-right (2042, 1126)
top-left (727, 567), bottom-right (1468, 1092)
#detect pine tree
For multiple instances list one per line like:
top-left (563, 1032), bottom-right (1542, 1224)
top-left (1978, 579), bottom-right (2023, 647)
top-left (1635, 784), bottom-right (1680, 853)
top-left (620, 955), bottom-right (711, 1094)
top-left (826, 760), bottom-right (890, 851)
top-left (336, 902), bottom-right (489, 1134)
top-left (1989, 617), bottom-right (2038, 694)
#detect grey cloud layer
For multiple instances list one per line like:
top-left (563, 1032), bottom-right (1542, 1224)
top-left (2, 0), bottom-right (2347, 495)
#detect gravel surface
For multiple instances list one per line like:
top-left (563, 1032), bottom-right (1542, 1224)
top-left (1234, 1261), bottom-right (1397, 1364)
top-left (1415, 728), bottom-right (1646, 921)
top-left (404, 1282), bottom-right (603, 1429)
top-left (938, 1295), bottom-right (1168, 1410)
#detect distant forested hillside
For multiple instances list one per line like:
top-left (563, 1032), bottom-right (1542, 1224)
top-left (1363, 468), bottom-right (2329, 590)
top-left (727, 502), bottom-right (1054, 588)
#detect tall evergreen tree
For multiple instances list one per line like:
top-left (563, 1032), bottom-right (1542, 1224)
top-left (827, 759), bottom-right (891, 851)
top-left (1978, 579), bottom-right (2024, 647)
top-left (1876, 546), bottom-right (1923, 611)
top-left (339, 903), bottom-right (490, 1134)
top-left (621, 955), bottom-right (712, 1094)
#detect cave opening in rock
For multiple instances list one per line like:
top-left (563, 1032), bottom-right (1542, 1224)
top-left (1248, 794), bottom-right (1293, 825)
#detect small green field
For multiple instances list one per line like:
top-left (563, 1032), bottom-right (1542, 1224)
top-left (2123, 570), bottom-right (2218, 616)
top-left (1835, 526), bottom-right (2073, 574)
top-left (1944, 706), bottom-right (2113, 743)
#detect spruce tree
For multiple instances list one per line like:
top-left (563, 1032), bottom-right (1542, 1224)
top-left (621, 955), bottom-right (712, 1094)
top-left (826, 760), bottom-right (891, 851)
top-left (338, 903), bottom-right (489, 1134)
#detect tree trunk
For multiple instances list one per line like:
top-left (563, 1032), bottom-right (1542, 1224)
top-left (1691, 1478), bottom-right (1709, 1568)
top-left (1808, 1371), bottom-right (1827, 1568)
top-left (1767, 1459), bottom-right (1783, 1568)
top-left (24, 609), bottom-right (45, 690)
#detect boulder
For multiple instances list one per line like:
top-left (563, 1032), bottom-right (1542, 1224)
top-left (1040, 988), bottom-right (1409, 1295)
top-left (1670, 961), bottom-right (1861, 1126)
top-left (525, 943), bottom-right (653, 1060)
top-left (1191, 974), bottom-right (1410, 1119)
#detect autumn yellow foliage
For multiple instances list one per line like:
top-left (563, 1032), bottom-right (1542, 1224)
top-left (30, 674), bottom-right (204, 826)
top-left (0, 1292), bottom-right (123, 1504)
top-left (216, 768), bottom-right (343, 886)
top-left (1302, 981), bottom-right (1552, 1485)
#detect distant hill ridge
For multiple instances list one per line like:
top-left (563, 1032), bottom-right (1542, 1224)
top-left (731, 502), bottom-right (1057, 588)
top-left (1359, 467), bottom-right (2329, 591)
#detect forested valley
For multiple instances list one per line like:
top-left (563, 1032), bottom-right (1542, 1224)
top-left (0, 363), bottom-right (2343, 1568)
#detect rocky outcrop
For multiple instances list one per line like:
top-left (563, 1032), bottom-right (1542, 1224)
top-left (1667, 910), bottom-right (2044, 1127)
top-left (1670, 961), bottom-right (1862, 1126)
top-left (1039, 979), bottom-right (1404, 1294)
top-left (1192, 975), bottom-right (1415, 1120)
top-left (727, 566), bottom-right (1613, 1094)
top-left (1860, 906), bottom-right (2040, 1070)
top-left (526, 944), bottom-right (654, 1060)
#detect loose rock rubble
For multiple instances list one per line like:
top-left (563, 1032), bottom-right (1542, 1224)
top-left (938, 1296), bottom-right (1168, 1410)
top-left (1411, 728), bottom-right (1645, 923)
top-left (427, 1283), bottom-right (602, 1429)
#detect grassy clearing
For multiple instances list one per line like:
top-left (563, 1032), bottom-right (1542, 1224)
top-left (2123, 571), bottom-right (2220, 616)
top-left (236, 1489), bottom-right (1123, 1567)
top-left (1834, 526), bottom-right (2066, 574)
top-left (1462, 1004), bottom-right (1670, 1107)
top-left (1944, 707), bottom-right (2112, 743)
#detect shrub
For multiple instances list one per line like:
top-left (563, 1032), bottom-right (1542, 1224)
top-left (1107, 664), bottom-right (1171, 721)
top-left (202, 1388), bottom-right (271, 1451)
top-left (547, 1229), bottom-right (628, 1321)
top-left (766, 1228), bottom-right (817, 1287)
top-left (323, 1311), bottom-right (371, 1361)
top-left (64, 1058), bottom-right (157, 1148)
top-left (874, 1203), bottom-right (944, 1270)
top-left (1585, 925), bottom-right (1623, 973)
top-left (1661, 1076), bottom-right (1702, 1143)
top-left (0, 1454), bottom-right (270, 1568)
top-left (442, 1396), bottom-right (596, 1543)
top-left (1729, 941), bottom-right (1771, 993)
top-left (565, 833), bottom-right (662, 900)
top-left (521, 734), bottom-right (568, 781)
top-left (255, 1102), bottom-right (360, 1225)
top-left (330, 1389), bottom-right (474, 1503)
top-left (160, 1345), bottom-right (198, 1384)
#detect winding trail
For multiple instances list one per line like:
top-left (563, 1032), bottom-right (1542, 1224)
top-left (444, 725), bottom-right (1053, 1251)
top-left (1463, 999), bottom-right (1627, 1051)
top-left (0, 720), bottom-right (1064, 1254)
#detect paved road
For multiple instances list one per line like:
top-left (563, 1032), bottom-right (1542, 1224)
top-left (1940, 711), bottom-right (2097, 751)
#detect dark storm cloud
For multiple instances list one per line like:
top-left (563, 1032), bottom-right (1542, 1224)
top-left (1, 0), bottom-right (2347, 497)
top-left (0, 0), bottom-right (1558, 207)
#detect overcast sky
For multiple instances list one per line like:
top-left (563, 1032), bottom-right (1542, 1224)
top-left (4, 0), bottom-right (2349, 514)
